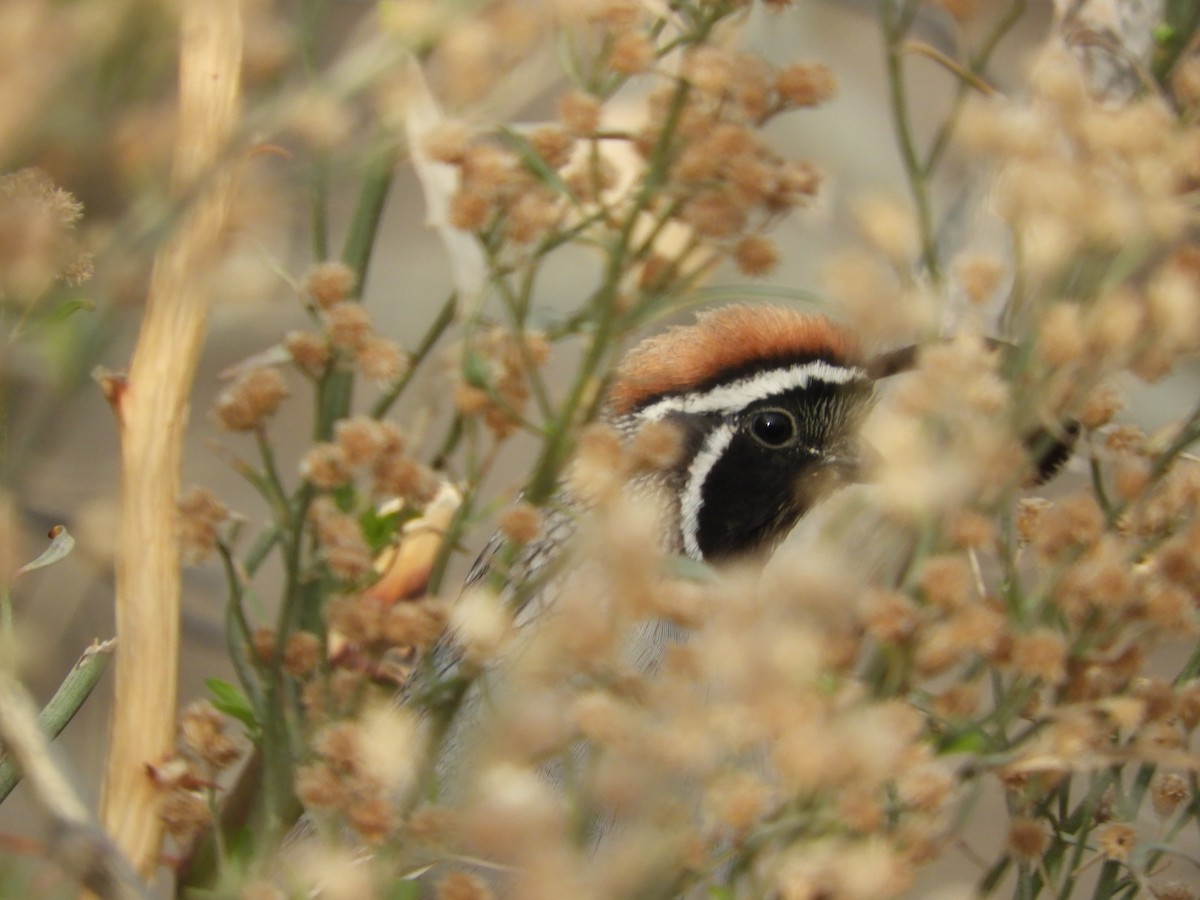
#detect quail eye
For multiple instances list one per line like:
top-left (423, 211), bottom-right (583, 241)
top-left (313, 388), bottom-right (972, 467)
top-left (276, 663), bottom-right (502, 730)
top-left (749, 408), bottom-right (797, 448)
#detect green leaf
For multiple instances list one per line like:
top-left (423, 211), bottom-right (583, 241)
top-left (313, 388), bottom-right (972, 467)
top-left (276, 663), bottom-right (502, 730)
top-left (360, 505), bottom-right (403, 554)
top-left (43, 296), bottom-right (95, 324)
top-left (462, 347), bottom-right (491, 388)
top-left (205, 677), bottom-right (259, 733)
top-left (938, 729), bottom-right (989, 755)
top-left (333, 482), bottom-right (358, 513)
top-left (385, 879), bottom-right (424, 900)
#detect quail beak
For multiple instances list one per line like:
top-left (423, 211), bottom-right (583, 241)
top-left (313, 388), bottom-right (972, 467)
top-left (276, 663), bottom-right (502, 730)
top-left (791, 442), bottom-right (875, 511)
top-left (821, 439), bottom-right (879, 487)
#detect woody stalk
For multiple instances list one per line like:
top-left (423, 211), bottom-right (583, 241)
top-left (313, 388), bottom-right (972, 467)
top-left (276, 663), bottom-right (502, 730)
top-left (100, 0), bottom-right (244, 879)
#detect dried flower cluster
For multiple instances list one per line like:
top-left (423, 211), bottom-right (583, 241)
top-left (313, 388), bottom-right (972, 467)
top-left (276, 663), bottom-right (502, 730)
top-left (153, 701), bottom-right (242, 845)
top-left (286, 262), bottom-right (408, 385)
top-left (0, 167), bottom-right (92, 300)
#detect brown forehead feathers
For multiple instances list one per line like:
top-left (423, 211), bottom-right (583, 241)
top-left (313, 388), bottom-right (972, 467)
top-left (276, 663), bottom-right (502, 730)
top-left (608, 305), bottom-right (860, 415)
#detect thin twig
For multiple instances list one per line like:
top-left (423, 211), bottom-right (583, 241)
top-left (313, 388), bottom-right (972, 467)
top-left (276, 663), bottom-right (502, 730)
top-left (0, 665), bottom-right (149, 899)
top-left (0, 640), bottom-right (114, 803)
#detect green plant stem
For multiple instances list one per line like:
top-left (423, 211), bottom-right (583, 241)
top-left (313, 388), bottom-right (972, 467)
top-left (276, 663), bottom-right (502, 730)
top-left (879, 0), bottom-right (941, 283)
top-left (525, 74), bottom-right (693, 504)
top-left (316, 139), bottom-right (402, 437)
top-left (0, 584), bottom-right (11, 652)
top-left (1090, 859), bottom-right (1122, 900)
top-left (254, 429), bottom-right (293, 528)
top-left (299, 0), bottom-right (330, 259)
top-left (215, 541), bottom-right (266, 713)
top-left (371, 292), bottom-right (457, 419)
top-left (0, 640), bottom-right (114, 803)
top-left (924, 0), bottom-right (1028, 173)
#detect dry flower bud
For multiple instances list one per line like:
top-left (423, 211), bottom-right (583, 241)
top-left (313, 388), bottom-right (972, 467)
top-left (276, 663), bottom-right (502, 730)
top-left (301, 442), bottom-right (352, 489)
top-left (283, 630), bottom-right (322, 678)
top-left (346, 793), bottom-right (396, 844)
top-left (1016, 498), bottom-right (1052, 544)
top-left (776, 62), bottom-right (836, 107)
top-left (1105, 425), bottom-right (1146, 455)
top-left (1132, 677), bottom-right (1177, 722)
top-left (608, 31), bottom-right (654, 75)
top-left (683, 47), bottom-right (734, 96)
top-left (383, 600), bottom-right (448, 649)
top-left (1079, 384), bottom-right (1122, 430)
top-left (861, 589), bottom-right (921, 644)
top-left (449, 190), bottom-right (492, 231)
top-left (315, 721), bottom-right (364, 776)
top-left (461, 143), bottom-right (521, 198)
top-left (854, 194), bottom-right (918, 262)
top-left (285, 330), bottom-right (332, 374)
top-left (213, 367), bottom-right (288, 432)
top-left (1087, 289), bottom-right (1143, 361)
top-left (1037, 303), bottom-right (1085, 366)
top-left (454, 383), bottom-right (490, 416)
top-left (558, 90), bottom-right (602, 136)
top-left (295, 762), bottom-right (341, 809)
top-left (931, 684), bottom-right (980, 720)
top-left (450, 587), bottom-right (512, 664)
top-left (1150, 881), bottom-right (1198, 900)
top-left (706, 773), bottom-right (770, 833)
top-left (160, 790), bottom-right (212, 841)
top-left (335, 416), bottom-right (390, 468)
top-left (1097, 823), bottom-right (1135, 861)
top-left (529, 125), bottom-right (574, 169)
top-left (683, 190), bottom-right (746, 239)
top-left (1177, 682), bottom-right (1200, 731)
top-left (1008, 818), bottom-right (1049, 859)
top-left (917, 555), bottom-right (973, 610)
top-left (1173, 56), bottom-right (1200, 110)
top-left (423, 121), bottom-right (474, 165)
top-left (567, 423), bottom-right (626, 502)
top-left (180, 700), bottom-right (240, 770)
top-left (251, 627), bottom-right (276, 665)
top-left (178, 486), bottom-right (229, 565)
top-left (1151, 773), bottom-right (1189, 819)
top-left (955, 254), bottom-right (1004, 305)
top-left (948, 510), bottom-right (996, 549)
top-left (322, 542), bottom-right (375, 582)
top-left (734, 235), bottom-right (779, 277)
top-left (1010, 628), bottom-right (1067, 684)
top-left (505, 189), bottom-right (561, 244)
top-left (1113, 458), bottom-right (1150, 502)
top-left (356, 334), bottom-right (407, 383)
top-left (147, 757), bottom-right (193, 791)
top-left (322, 301), bottom-right (373, 351)
top-left (303, 261), bottom-right (356, 309)
top-left (437, 871), bottom-right (495, 900)
top-left (328, 595), bottom-right (384, 652)
top-left (373, 454), bottom-right (441, 505)
top-left (498, 502), bottom-right (541, 545)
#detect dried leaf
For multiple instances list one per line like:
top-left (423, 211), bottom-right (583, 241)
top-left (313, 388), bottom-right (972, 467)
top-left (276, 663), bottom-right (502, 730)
top-left (16, 525), bottom-right (75, 576)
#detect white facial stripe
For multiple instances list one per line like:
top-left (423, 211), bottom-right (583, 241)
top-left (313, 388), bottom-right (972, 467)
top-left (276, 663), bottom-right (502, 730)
top-left (680, 423), bottom-right (735, 560)
top-left (637, 361), bottom-right (866, 421)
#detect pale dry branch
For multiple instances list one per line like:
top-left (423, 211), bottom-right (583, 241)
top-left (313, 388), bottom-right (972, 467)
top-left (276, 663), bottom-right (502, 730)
top-left (99, 0), bottom-right (244, 880)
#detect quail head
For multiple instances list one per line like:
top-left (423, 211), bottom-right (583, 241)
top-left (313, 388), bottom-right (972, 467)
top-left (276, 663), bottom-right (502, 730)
top-left (603, 303), bottom-right (873, 564)
top-left (432, 304), bottom-right (875, 697)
